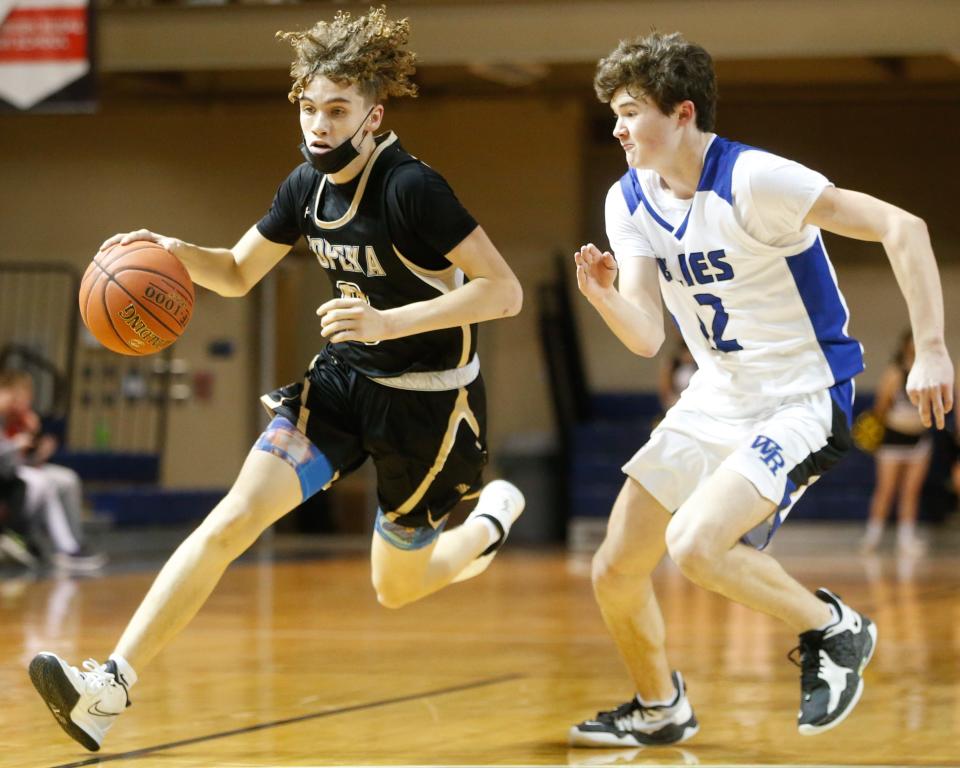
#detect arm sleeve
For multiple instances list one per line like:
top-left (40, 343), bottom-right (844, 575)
top-left (385, 163), bottom-right (479, 270)
top-left (733, 151), bottom-right (833, 244)
top-left (255, 165), bottom-right (313, 246)
top-left (604, 183), bottom-right (656, 259)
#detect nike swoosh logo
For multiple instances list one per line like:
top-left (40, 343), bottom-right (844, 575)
top-left (88, 703), bottom-right (123, 718)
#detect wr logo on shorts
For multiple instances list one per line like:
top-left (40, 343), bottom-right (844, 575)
top-left (752, 435), bottom-right (785, 475)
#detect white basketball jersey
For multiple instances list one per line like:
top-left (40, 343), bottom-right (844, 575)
top-left (606, 135), bottom-right (864, 401)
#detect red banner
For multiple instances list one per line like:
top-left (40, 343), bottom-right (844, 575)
top-left (0, 7), bottom-right (87, 62)
top-left (0, 0), bottom-right (94, 111)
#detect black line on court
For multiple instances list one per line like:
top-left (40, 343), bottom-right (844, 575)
top-left (45, 673), bottom-right (522, 768)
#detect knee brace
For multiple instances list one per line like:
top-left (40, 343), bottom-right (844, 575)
top-left (253, 416), bottom-right (334, 500)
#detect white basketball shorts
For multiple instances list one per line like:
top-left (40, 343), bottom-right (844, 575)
top-left (623, 379), bottom-right (854, 548)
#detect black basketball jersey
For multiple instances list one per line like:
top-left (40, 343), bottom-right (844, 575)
top-left (257, 132), bottom-right (479, 378)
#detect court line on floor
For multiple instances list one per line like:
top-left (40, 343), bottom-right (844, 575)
top-left (44, 673), bottom-right (523, 768)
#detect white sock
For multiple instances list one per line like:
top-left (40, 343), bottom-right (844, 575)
top-left (470, 516), bottom-right (501, 550)
top-left (109, 654), bottom-right (138, 688)
top-left (897, 521), bottom-right (917, 544)
top-left (816, 603), bottom-right (841, 630)
top-left (863, 520), bottom-right (883, 545)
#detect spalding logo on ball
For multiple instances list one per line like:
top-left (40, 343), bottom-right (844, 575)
top-left (79, 240), bottom-right (195, 356)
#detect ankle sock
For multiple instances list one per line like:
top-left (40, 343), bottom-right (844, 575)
top-left (471, 516), bottom-right (501, 550)
top-left (109, 654), bottom-right (138, 689)
top-left (816, 603), bottom-right (841, 631)
top-left (863, 521), bottom-right (883, 547)
top-left (897, 521), bottom-right (917, 545)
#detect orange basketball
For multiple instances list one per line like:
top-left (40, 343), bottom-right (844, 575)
top-left (79, 240), bottom-right (195, 356)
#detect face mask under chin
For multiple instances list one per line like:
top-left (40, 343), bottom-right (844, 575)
top-left (300, 107), bottom-right (375, 175)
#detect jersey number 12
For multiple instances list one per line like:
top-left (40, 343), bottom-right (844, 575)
top-left (694, 293), bottom-right (742, 352)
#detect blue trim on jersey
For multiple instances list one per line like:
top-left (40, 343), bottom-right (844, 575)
top-left (828, 379), bottom-right (855, 428)
top-left (697, 137), bottom-right (754, 204)
top-left (621, 169), bottom-right (675, 233)
top-left (785, 237), bottom-right (864, 384)
top-left (619, 170), bottom-right (641, 216)
top-left (622, 138), bottom-right (756, 242)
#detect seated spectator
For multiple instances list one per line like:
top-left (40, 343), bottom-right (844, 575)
top-left (0, 370), bottom-right (105, 572)
top-left (0, 471), bottom-right (37, 568)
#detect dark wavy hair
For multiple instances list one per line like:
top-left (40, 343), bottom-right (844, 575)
top-left (594, 31), bottom-right (716, 131)
top-left (278, 6), bottom-right (418, 104)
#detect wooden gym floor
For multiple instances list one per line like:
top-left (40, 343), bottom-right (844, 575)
top-left (1, 524), bottom-right (959, 768)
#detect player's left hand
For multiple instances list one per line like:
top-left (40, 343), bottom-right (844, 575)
top-left (316, 297), bottom-right (394, 344)
top-left (906, 343), bottom-right (954, 429)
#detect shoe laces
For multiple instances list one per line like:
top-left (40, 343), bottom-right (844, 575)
top-left (788, 634), bottom-right (822, 691)
top-left (599, 698), bottom-right (669, 731)
top-left (79, 659), bottom-right (122, 695)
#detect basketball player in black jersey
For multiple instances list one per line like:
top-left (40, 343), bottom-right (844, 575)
top-left (28, 8), bottom-right (525, 752)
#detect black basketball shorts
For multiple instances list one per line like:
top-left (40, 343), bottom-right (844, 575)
top-left (260, 346), bottom-right (488, 535)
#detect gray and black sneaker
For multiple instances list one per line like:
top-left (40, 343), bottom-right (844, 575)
top-left (29, 653), bottom-right (132, 751)
top-left (791, 588), bottom-right (877, 735)
top-left (569, 671), bottom-right (699, 747)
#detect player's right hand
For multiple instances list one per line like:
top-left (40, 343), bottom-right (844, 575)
top-left (906, 343), bottom-right (954, 430)
top-left (99, 229), bottom-right (179, 254)
top-left (574, 243), bottom-right (618, 302)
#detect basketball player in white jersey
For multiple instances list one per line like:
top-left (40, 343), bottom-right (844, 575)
top-left (569, 32), bottom-right (954, 746)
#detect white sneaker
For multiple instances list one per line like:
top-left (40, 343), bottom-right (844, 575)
top-left (29, 653), bottom-right (133, 751)
top-left (896, 536), bottom-right (927, 557)
top-left (51, 549), bottom-right (108, 574)
top-left (452, 479), bottom-right (525, 583)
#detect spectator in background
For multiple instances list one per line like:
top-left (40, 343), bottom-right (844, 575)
top-left (0, 399), bottom-right (35, 569)
top-left (861, 332), bottom-right (931, 555)
top-left (0, 370), bottom-right (105, 572)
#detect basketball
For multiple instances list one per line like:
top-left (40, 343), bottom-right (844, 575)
top-left (79, 240), bottom-right (195, 356)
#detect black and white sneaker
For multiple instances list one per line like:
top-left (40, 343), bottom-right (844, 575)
top-left (791, 588), bottom-right (877, 735)
top-left (29, 653), bottom-right (133, 751)
top-left (569, 671), bottom-right (699, 747)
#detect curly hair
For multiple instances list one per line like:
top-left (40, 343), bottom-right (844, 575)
top-left (277, 6), bottom-right (418, 104)
top-left (594, 31), bottom-right (716, 132)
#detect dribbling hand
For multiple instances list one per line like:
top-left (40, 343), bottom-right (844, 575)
top-left (99, 229), bottom-right (181, 255)
top-left (574, 243), bottom-right (618, 304)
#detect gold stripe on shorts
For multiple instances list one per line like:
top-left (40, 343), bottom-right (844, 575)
top-left (385, 387), bottom-right (480, 522)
